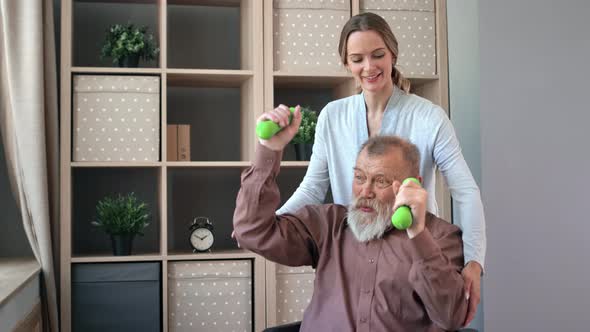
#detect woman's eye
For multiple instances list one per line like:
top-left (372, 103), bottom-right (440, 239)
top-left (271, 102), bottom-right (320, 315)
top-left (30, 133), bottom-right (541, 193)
top-left (373, 54), bottom-right (384, 59)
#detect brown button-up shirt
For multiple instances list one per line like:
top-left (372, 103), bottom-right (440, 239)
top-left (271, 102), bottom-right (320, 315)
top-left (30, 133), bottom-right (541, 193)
top-left (234, 144), bottom-right (468, 331)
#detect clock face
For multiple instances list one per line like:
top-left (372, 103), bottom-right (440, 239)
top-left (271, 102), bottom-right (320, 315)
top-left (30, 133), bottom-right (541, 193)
top-left (190, 227), bottom-right (214, 251)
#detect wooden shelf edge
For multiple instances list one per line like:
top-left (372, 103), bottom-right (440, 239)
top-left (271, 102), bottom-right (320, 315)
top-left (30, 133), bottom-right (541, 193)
top-left (71, 161), bottom-right (162, 167)
top-left (70, 254), bottom-right (163, 263)
top-left (165, 161), bottom-right (250, 167)
top-left (280, 161), bottom-right (309, 167)
top-left (167, 0), bottom-right (241, 7)
top-left (166, 68), bottom-right (253, 75)
top-left (71, 67), bottom-right (162, 74)
top-left (166, 249), bottom-right (259, 261)
top-left (166, 69), bottom-right (254, 87)
top-left (164, 161), bottom-right (309, 167)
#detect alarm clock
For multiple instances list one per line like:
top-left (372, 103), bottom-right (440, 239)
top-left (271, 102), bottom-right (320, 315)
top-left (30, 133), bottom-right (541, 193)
top-left (189, 217), bottom-right (214, 252)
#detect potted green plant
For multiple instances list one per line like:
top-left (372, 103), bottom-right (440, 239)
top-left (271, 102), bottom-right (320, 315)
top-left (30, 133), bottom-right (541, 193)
top-left (91, 193), bottom-right (150, 256)
top-left (290, 106), bottom-right (318, 161)
top-left (100, 23), bottom-right (159, 67)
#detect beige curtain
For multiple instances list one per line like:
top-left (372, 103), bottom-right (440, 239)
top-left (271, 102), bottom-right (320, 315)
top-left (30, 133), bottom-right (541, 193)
top-left (0, 0), bottom-right (59, 331)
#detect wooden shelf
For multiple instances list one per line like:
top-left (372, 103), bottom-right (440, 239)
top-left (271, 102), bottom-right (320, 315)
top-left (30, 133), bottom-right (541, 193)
top-left (167, 0), bottom-right (241, 6)
top-left (273, 71), bottom-right (438, 87)
top-left (273, 71), bottom-right (352, 87)
top-left (71, 67), bottom-right (162, 74)
top-left (164, 161), bottom-right (309, 167)
top-left (280, 161), bottom-right (309, 167)
top-left (167, 69), bottom-right (253, 87)
top-left (75, 0), bottom-right (157, 4)
top-left (71, 254), bottom-right (163, 263)
top-left (71, 161), bottom-right (161, 167)
top-left (167, 249), bottom-right (259, 261)
top-left (165, 161), bottom-right (250, 167)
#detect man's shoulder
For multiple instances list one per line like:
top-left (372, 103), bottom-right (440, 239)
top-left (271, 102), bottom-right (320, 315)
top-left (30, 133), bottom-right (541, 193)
top-left (425, 212), bottom-right (463, 240)
top-left (295, 203), bottom-right (348, 228)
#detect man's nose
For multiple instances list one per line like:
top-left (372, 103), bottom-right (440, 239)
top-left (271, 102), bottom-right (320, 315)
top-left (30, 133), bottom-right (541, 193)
top-left (360, 182), bottom-right (376, 199)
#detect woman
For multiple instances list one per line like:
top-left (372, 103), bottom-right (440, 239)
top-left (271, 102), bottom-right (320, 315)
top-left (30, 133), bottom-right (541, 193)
top-left (263, 12), bottom-right (485, 326)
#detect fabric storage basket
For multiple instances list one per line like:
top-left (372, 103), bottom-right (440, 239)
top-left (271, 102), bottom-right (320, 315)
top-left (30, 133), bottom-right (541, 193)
top-left (360, 0), bottom-right (436, 77)
top-left (72, 75), bottom-right (160, 162)
top-left (275, 264), bottom-right (315, 325)
top-left (273, 0), bottom-right (350, 73)
top-left (168, 260), bottom-right (253, 332)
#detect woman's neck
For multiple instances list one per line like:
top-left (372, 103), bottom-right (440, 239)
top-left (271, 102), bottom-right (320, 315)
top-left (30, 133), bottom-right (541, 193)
top-left (364, 83), bottom-right (394, 115)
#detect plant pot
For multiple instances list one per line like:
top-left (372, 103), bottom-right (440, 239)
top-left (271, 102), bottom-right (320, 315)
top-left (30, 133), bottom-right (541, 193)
top-left (294, 143), bottom-right (313, 161)
top-left (110, 234), bottom-right (135, 256)
top-left (117, 54), bottom-right (140, 68)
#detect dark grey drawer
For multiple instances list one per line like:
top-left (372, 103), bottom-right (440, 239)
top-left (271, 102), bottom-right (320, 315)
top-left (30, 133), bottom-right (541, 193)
top-left (72, 262), bottom-right (161, 332)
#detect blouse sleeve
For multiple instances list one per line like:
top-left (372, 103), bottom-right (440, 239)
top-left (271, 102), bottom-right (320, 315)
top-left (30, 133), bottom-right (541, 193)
top-left (432, 106), bottom-right (487, 269)
top-left (277, 106), bottom-right (331, 215)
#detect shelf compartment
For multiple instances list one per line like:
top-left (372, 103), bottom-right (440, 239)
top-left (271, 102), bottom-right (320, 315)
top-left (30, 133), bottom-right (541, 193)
top-left (72, 0), bottom-right (160, 68)
top-left (167, 1), bottom-right (243, 70)
top-left (167, 168), bottom-right (243, 253)
top-left (273, 79), bottom-right (342, 162)
top-left (166, 82), bottom-right (244, 161)
top-left (72, 167), bottom-right (161, 256)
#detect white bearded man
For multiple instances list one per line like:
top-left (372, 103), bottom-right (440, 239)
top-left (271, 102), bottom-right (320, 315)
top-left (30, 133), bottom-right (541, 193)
top-left (233, 107), bottom-right (468, 331)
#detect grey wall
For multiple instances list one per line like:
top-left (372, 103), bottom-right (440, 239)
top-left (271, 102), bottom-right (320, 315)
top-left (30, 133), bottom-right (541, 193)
top-left (447, 1), bottom-right (483, 331)
top-left (480, 1), bottom-right (590, 331)
top-left (0, 139), bottom-right (32, 257)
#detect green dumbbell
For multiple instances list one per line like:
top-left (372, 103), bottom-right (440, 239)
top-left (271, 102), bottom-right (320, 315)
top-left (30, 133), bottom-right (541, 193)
top-left (256, 107), bottom-right (296, 140)
top-left (391, 177), bottom-right (421, 230)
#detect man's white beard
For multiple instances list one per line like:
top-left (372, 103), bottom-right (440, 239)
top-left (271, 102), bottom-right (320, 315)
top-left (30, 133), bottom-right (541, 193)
top-left (347, 197), bottom-right (393, 243)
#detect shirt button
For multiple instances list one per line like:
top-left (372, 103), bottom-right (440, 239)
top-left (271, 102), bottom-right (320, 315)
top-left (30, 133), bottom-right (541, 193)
top-left (369, 259), bottom-right (375, 264)
top-left (360, 317), bottom-right (367, 323)
top-left (363, 288), bottom-right (371, 294)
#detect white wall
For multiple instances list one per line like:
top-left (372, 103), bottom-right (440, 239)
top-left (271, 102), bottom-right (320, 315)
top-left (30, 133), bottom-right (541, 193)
top-left (480, 1), bottom-right (590, 331)
top-left (447, 1), bottom-right (483, 330)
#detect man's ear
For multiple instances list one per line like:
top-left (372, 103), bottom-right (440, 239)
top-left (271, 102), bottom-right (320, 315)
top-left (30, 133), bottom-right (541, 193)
top-left (391, 180), bottom-right (402, 195)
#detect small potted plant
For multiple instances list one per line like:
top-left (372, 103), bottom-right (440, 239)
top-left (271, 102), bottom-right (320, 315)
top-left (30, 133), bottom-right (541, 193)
top-left (290, 106), bottom-right (318, 161)
top-left (92, 192), bottom-right (150, 256)
top-left (100, 23), bottom-right (159, 67)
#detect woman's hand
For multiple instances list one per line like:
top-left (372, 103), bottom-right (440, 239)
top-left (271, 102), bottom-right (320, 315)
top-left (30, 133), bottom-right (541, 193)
top-left (462, 260), bottom-right (482, 326)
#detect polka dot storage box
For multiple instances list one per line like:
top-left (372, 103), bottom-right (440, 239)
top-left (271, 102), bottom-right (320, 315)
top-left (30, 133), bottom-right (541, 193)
top-left (72, 75), bottom-right (160, 162)
top-left (273, 0), bottom-right (350, 73)
top-left (168, 260), bottom-right (253, 332)
top-left (360, 0), bottom-right (437, 77)
top-left (275, 264), bottom-right (315, 325)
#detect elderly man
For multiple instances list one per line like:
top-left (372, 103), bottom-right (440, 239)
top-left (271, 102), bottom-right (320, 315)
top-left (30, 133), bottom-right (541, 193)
top-left (233, 107), bottom-right (467, 331)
